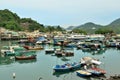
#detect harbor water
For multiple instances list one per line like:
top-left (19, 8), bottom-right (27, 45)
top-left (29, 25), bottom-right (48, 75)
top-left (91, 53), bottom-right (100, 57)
top-left (0, 40), bottom-right (120, 80)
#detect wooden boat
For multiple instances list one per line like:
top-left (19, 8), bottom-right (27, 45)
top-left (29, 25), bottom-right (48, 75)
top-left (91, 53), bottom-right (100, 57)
top-left (23, 45), bottom-right (43, 50)
top-left (15, 54), bottom-right (36, 60)
top-left (55, 50), bottom-right (74, 57)
top-left (76, 70), bottom-right (91, 77)
top-left (53, 62), bottom-right (81, 72)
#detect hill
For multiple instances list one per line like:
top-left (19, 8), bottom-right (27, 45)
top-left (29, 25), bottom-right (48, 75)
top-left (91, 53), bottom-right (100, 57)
top-left (66, 26), bottom-right (76, 30)
top-left (0, 9), bottom-right (45, 32)
top-left (74, 22), bottom-right (103, 34)
top-left (67, 18), bottom-right (120, 34)
top-left (106, 18), bottom-right (120, 33)
top-left (0, 9), bottom-right (65, 32)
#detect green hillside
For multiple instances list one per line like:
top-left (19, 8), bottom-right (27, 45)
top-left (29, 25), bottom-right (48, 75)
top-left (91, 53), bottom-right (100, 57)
top-left (0, 9), bottom-right (64, 32)
top-left (67, 18), bottom-right (120, 34)
top-left (106, 18), bottom-right (120, 33)
top-left (75, 22), bottom-right (103, 34)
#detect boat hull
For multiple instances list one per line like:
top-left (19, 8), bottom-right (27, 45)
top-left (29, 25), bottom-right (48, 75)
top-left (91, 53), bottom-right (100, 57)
top-left (53, 63), bottom-right (81, 72)
top-left (23, 46), bottom-right (43, 50)
top-left (87, 69), bottom-right (101, 76)
top-left (76, 70), bottom-right (91, 77)
top-left (15, 55), bottom-right (36, 60)
top-left (91, 68), bottom-right (106, 74)
top-left (45, 49), bottom-right (54, 54)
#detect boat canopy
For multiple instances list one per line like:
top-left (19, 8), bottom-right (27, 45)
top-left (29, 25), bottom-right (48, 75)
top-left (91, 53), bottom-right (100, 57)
top-left (37, 36), bottom-right (47, 42)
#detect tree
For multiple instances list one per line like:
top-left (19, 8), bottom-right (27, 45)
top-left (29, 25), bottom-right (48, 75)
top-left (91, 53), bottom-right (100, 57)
top-left (4, 21), bottom-right (21, 31)
top-left (72, 29), bottom-right (87, 34)
top-left (56, 26), bottom-right (63, 31)
top-left (95, 28), bottom-right (114, 34)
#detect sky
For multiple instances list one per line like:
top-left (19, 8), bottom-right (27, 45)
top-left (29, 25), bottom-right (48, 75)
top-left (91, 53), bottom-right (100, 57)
top-left (0, 0), bottom-right (120, 28)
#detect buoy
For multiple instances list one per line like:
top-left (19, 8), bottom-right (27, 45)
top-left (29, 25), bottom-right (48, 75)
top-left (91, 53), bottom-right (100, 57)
top-left (13, 72), bottom-right (16, 79)
top-left (39, 77), bottom-right (42, 80)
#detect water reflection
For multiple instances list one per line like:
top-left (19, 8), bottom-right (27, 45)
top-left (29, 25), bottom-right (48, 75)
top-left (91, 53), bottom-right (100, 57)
top-left (0, 40), bottom-right (120, 80)
top-left (15, 59), bottom-right (37, 64)
top-left (53, 71), bottom-right (93, 80)
top-left (76, 73), bottom-right (106, 80)
top-left (0, 56), bottom-right (14, 65)
top-left (77, 76), bottom-right (92, 80)
top-left (0, 56), bottom-right (37, 65)
top-left (53, 71), bottom-right (73, 77)
top-left (61, 57), bottom-right (70, 62)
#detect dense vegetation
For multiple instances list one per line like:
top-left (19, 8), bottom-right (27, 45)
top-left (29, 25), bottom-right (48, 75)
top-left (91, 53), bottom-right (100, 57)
top-left (95, 28), bottom-right (114, 34)
top-left (0, 9), bottom-right (64, 32)
top-left (72, 28), bottom-right (87, 34)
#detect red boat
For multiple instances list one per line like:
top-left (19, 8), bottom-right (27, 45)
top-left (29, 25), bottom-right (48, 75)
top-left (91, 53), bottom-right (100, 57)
top-left (91, 67), bottom-right (106, 74)
top-left (23, 45), bottom-right (43, 50)
top-left (15, 55), bottom-right (36, 60)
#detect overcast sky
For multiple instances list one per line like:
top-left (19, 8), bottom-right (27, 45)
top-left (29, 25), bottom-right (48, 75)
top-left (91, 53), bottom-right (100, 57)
top-left (0, 0), bottom-right (120, 28)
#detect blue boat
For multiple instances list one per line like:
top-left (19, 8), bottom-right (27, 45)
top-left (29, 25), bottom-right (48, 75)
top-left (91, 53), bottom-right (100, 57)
top-left (53, 62), bottom-right (81, 72)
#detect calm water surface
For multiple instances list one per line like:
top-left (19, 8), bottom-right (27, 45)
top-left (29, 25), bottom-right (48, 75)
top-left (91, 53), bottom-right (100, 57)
top-left (0, 41), bottom-right (120, 80)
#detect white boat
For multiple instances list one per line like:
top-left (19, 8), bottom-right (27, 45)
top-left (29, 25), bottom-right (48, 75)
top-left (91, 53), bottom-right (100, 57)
top-left (76, 70), bottom-right (91, 77)
top-left (45, 48), bottom-right (54, 54)
top-left (80, 57), bottom-right (102, 65)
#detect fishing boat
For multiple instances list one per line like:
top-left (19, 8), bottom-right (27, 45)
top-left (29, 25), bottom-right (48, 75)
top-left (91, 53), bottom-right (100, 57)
top-left (87, 69), bottom-right (101, 76)
top-left (15, 54), bottom-right (36, 60)
top-left (76, 70), bottom-right (91, 77)
top-left (55, 50), bottom-right (74, 57)
top-left (23, 45), bottom-right (43, 50)
top-left (80, 57), bottom-right (102, 65)
top-left (55, 51), bottom-right (74, 57)
top-left (45, 48), bottom-right (54, 54)
top-left (91, 67), bottom-right (106, 74)
top-left (53, 62), bottom-right (81, 72)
